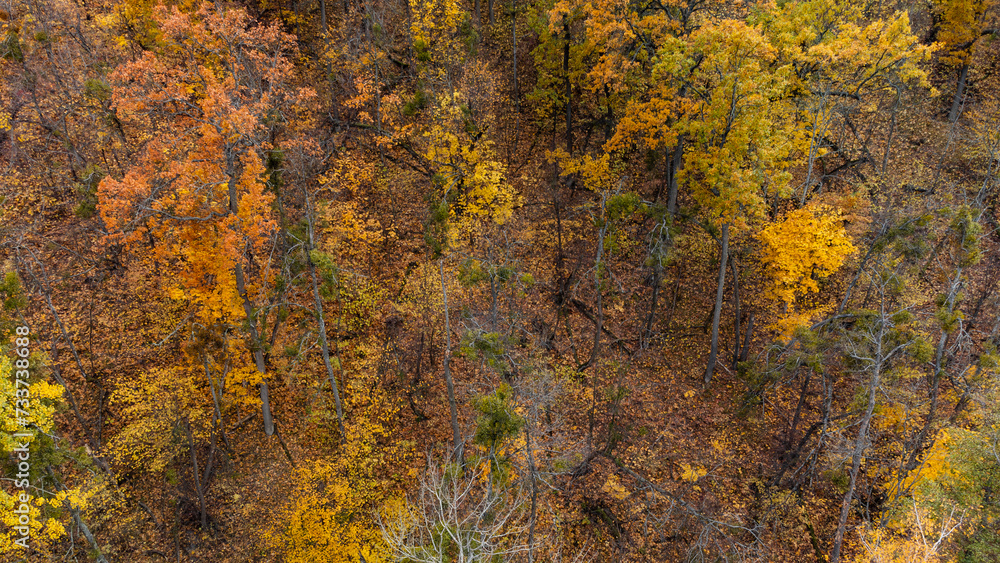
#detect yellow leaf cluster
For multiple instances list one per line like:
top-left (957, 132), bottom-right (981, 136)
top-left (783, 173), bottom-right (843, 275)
top-left (0, 355), bottom-right (63, 453)
top-left (0, 355), bottom-right (99, 556)
top-left (601, 474), bottom-right (631, 500)
top-left (424, 92), bottom-right (519, 230)
top-left (275, 413), bottom-right (407, 562)
top-left (679, 463), bottom-right (707, 482)
top-left (933, 0), bottom-right (994, 65)
top-left (760, 204), bottom-right (856, 306)
top-left (107, 366), bottom-right (211, 473)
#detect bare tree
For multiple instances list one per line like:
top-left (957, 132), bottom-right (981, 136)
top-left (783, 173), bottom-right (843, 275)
top-left (513, 368), bottom-right (576, 563)
top-left (381, 459), bottom-right (529, 562)
top-left (856, 500), bottom-right (964, 563)
top-left (831, 269), bottom-right (917, 563)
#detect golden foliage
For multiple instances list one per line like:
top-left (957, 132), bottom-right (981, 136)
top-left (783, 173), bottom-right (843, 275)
top-left (760, 204), bottom-right (856, 332)
top-left (0, 355), bottom-right (98, 556)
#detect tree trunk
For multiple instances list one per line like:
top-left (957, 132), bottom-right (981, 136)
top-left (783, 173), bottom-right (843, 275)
top-left (22, 248), bottom-right (106, 457)
top-left (904, 271), bottom-right (960, 473)
top-left (740, 312), bottom-right (754, 363)
top-left (731, 254), bottom-right (741, 368)
top-left (949, 63), bottom-right (969, 123)
top-left (667, 138), bottom-right (683, 216)
top-left (490, 271), bottom-right (500, 329)
top-left (48, 339), bottom-right (103, 463)
top-left (46, 466), bottom-right (110, 563)
top-left (305, 192), bottom-right (346, 439)
top-left (234, 262), bottom-right (275, 436)
top-left (831, 300), bottom-right (908, 562)
top-left (440, 260), bottom-right (463, 462)
top-left (642, 261), bottom-right (662, 349)
top-left (563, 23), bottom-right (572, 155)
top-left (203, 357), bottom-right (234, 459)
top-left (584, 194), bottom-right (609, 452)
top-left (583, 214), bottom-right (606, 370)
top-left (787, 371), bottom-right (811, 451)
top-left (838, 227), bottom-right (884, 314)
top-left (185, 419), bottom-right (209, 532)
top-left (227, 154), bottom-right (274, 436)
top-left (704, 223), bottom-right (729, 386)
top-left (308, 253), bottom-right (346, 440)
top-left (831, 362), bottom-right (880, 563)
top-left (881, 85), bottom-right (901, 176)
top-left (525, 424), bottom-right (539, 563)
top-left (74, 508), bottom-right (109, 563)
top-left (511, 0), bottom-right (518, 113)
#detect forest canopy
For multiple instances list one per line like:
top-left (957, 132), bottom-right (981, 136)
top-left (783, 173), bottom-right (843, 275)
top-left (1, 0), bottom-right (1000, 561)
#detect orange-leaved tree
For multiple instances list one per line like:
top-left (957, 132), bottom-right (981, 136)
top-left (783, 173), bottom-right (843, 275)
top-left (97, 1), bottom-right (315, 436)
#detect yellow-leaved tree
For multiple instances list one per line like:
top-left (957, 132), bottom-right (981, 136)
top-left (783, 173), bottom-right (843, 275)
top-left (419, 89), bottom-right (519, 461)
top-left (424, 91), bottom-right (517, 239)
top-left (760, 205), bottom-right (856, 335)
top-left (273, 342), bottom-right (411, 563)
top-left (931, 0), bottom-right (998, 120)
top-left (0, 350), bottom-right (101, 557)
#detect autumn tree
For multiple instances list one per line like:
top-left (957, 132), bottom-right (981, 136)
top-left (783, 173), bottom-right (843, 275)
top-left (931, 0), bottom-right (999, 121)
top-left (829, 282), bottom-right (926, 563)
top-left (899, 399), bottom-right (1000, 560)
top-left (760, 204), bottom-right (856, 335)
top-left (98, 1), bottom-right (316, 437)
top-left (275, 366), bottom-right (411, 563)
top-left (0, 276), bottom-right (108, 559)
top-left (7, 0), bottom-right (1000, 560)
